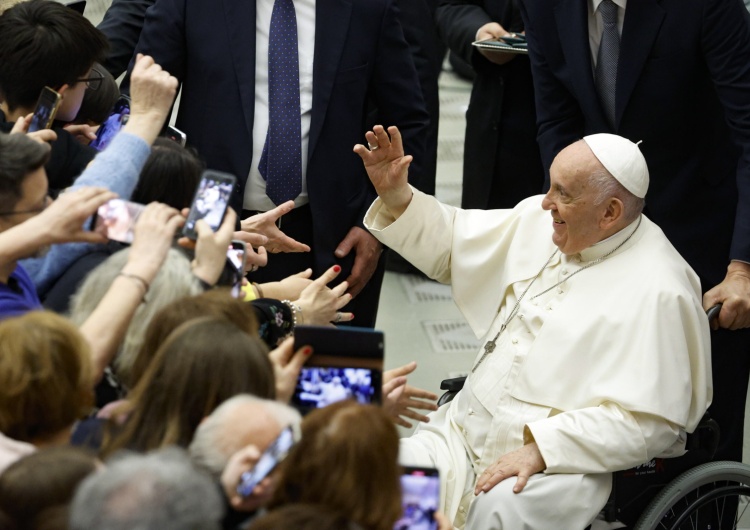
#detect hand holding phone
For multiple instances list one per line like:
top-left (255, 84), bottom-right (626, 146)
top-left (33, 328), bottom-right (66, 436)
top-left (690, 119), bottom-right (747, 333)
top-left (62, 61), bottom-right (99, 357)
top-left (183, 170), bottom-right (237, 239)
top-left (27, 87), bottom-right (62, 133)
top-left (236, 426), bottom-right (296, 497)
top-left (89, 95), bottom-right (131, 151)
top-left (223, 240), bottom-right (246, 297)
top-left (89, 198), bottom-right (146, 244)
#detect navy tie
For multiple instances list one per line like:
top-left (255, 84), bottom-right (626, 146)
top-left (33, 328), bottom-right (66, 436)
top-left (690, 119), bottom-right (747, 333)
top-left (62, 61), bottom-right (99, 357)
top-left (595, 0), bottom-right (619, 128)
top-left (258, 0), bottom-right (302, 205)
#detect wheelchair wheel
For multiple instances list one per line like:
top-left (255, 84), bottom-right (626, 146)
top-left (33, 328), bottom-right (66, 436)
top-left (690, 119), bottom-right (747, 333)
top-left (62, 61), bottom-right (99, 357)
top-left (634, 461), bottom-right (750, 530)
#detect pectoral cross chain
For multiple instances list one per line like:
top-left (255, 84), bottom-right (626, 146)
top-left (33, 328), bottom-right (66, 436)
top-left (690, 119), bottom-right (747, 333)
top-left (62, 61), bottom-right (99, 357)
top-left (472, 325), bottom-right (504, 373)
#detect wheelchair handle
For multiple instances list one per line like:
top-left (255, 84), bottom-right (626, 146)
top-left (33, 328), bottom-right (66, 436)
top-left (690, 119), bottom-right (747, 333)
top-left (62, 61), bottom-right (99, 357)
top-left (706, 303), bottom-right (722, 325)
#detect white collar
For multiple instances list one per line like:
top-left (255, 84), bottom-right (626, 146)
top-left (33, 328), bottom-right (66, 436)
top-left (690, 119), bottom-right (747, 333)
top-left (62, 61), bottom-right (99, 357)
top-left (590, 0), bottom-right (627, 14)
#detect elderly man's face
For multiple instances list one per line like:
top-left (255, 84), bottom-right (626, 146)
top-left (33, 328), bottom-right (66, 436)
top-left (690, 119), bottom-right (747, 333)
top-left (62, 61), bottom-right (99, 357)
top-left (541, 142), bottom-right (609, 255)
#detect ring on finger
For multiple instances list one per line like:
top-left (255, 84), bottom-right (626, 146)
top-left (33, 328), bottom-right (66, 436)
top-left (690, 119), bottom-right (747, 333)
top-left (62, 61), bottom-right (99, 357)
top-left (368, 143), bottom-right (380, 151)
top-left (334, 312), bottom-right (342, 323)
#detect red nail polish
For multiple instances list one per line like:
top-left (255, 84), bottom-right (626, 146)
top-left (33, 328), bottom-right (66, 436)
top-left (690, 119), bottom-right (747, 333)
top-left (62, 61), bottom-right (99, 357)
top-left (333, 265), bottom-right (341, 273)
top-left (303, 347), bottom-right (313, 355)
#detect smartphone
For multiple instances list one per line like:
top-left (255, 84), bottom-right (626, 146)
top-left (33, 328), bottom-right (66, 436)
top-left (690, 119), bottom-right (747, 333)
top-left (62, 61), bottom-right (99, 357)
top-left (291, 366), bottom-right (382, 412)
top-left (27, 87), bottom-right (62, 133)
top-left (90, 198), bottom-right (146, 244)
top-left (293, 325), bottom-right (385, 359)
top-left (162, 125), bottom-right (187, 146)
top-left (236, 426), bottom-right (296, 497)
top-left (89, 95), bottom-right (131, 151)
top-left (182, 170), bottom-right (237, 239)
top-left (394, 467), bottom-right (440, 530)
top-left (227, 240), bottom-right (246, 297)
top-left (227, 241), bottom-right (247, 272)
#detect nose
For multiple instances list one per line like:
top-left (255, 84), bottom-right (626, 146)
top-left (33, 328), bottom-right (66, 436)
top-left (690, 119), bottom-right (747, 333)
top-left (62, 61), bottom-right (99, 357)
top-left (541, 191), bottom-right (553, 211)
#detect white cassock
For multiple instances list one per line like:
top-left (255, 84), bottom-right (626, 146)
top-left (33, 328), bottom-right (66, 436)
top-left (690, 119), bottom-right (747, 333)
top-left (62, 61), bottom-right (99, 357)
top-left (365, 190), bottom-right (712, 530)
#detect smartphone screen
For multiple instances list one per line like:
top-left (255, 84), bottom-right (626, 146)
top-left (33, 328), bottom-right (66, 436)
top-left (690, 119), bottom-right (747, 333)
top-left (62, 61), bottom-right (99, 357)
top-left (227, 241), bottom-right (246, 297)
top-left (89, 95), bottom-right (131, 151)
top-left (236, 426), bottom-right (295, 497)
top-left (90, 199), bottom-right (146, 244)
top-left (27, 87), bottom-right (61, 133)
top-left (394, 467), bottom-right (440, 530)
top-left (182, 170), bottom-right (236, 239)
top-left (291, 367), bottom-right (382, 413)
top-left (227, 242), bottom-right (246, 272)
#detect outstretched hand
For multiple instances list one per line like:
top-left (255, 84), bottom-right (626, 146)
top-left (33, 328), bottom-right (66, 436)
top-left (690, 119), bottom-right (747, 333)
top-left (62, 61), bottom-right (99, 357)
top-left (382, 361), bottom-right (438, 428)
top-left (240, 200), bottom-right (311, 254)
top-left (295, 265), bottom-right (353, 325)
top-left (353, 125), bottom-right (414, 218)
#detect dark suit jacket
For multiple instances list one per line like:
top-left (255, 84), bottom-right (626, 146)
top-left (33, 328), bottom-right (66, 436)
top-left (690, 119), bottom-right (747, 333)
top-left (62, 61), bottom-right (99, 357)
top-left (437, 0), bottom-right (543, 209)
top-left (133, 0), bottom-right (429, 276)
top-left (519, 0), bottom-right (750, 287)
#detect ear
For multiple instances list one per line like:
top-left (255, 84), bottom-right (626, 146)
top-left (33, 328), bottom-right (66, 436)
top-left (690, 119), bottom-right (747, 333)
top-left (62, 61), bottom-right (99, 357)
top-left (600, 197), bottom-right (624, 230)
top-left (57, 84), bottom-right (70, 98)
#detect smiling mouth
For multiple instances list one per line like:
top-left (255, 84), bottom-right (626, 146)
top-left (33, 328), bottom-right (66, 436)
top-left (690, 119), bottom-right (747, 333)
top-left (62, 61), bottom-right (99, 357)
top-left (553, 218), bottom-right (565, 224)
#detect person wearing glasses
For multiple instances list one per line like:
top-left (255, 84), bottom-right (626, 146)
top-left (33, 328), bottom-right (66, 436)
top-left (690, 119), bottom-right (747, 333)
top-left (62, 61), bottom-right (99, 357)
top-left (0, 0), bottom-right (109, 192)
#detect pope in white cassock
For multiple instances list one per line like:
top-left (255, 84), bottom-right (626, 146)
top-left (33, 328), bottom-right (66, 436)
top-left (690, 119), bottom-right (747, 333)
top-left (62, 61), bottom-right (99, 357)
top-left (354, 126), bottom-right (712, 530)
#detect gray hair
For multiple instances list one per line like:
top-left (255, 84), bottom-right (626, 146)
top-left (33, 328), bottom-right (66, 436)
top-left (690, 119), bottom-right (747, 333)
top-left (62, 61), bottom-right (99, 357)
top-left (189, 394), bottom-right (301, 478)
top-left (68, 247), bottom-right (202, 386)
top-left (69, 447), bottom-right (224, 530)
top-left (587, 169), bottom-right (645, 222)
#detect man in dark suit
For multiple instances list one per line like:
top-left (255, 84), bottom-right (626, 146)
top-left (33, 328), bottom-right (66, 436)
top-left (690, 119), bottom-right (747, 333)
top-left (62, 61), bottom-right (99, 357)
top-left (518, 0), bottom-right (750, 463)
top-left (436, 0), bottom-right (543, 210)
top-left (131, 0), bottom-right (429, 327)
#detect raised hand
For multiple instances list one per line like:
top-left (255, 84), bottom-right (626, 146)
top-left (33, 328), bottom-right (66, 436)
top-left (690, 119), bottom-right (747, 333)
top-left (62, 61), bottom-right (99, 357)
top-left (353, 125), bottom-right (414, 218)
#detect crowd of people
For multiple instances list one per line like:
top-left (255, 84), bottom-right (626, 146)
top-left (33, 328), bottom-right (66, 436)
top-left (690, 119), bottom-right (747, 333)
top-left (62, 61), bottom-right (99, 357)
top-left (0, 0), bottom-right (749, 528)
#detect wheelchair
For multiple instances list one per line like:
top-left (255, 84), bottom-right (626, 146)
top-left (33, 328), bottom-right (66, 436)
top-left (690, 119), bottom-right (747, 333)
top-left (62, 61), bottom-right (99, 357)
top-left (438, 375), bottom-right (750, 529)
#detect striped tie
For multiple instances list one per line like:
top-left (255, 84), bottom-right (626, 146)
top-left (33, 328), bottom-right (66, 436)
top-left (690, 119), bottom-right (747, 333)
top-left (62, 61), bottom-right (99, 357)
top-left (258, 0), bottom-right (302, 205)
top-left (595, 0), bottom-right (619, 128)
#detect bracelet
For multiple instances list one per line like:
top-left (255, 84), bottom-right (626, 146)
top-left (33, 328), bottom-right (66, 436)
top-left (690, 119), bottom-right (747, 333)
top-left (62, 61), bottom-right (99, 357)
top-left (117, 272), bottom-right (150, 302)
top-left (253, 282), bottom-right (264, 298)
top-left (281, 299), bottom-right (304, 329)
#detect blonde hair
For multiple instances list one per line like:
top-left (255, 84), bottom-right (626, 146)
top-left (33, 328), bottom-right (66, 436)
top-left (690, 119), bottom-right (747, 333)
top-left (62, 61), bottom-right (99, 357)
top-left (100, 317), bottom-right (275, 458)
top-left (0, 311), bottom-right (92, 443)
top-left (68, 247), bottom-right (202, 386)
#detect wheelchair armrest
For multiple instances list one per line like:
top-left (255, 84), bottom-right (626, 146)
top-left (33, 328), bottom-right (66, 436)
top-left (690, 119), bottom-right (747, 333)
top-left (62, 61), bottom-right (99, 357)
top-left (440, 376), bottom-right (467, 392)
top-left (437, 377), bottom-right (467, 407)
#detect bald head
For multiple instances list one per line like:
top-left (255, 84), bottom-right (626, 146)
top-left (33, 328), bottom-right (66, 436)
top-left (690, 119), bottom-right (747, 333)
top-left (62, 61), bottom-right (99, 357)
top-left (189, 395), bottom-right (301, 478)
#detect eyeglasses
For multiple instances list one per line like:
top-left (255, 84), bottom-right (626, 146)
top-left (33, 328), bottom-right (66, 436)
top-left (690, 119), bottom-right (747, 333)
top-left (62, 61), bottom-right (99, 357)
top-left (76, 68), bottom-right (105, 91)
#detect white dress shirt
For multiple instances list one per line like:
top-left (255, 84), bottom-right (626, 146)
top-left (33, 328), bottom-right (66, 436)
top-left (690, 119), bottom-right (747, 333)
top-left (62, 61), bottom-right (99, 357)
top-left (245, 0), bottom-right (315, 211)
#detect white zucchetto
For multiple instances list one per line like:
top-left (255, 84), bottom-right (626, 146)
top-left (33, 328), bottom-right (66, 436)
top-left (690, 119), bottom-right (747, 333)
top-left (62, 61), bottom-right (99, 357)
top-left (583, 133), bottom-right (649, 198)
